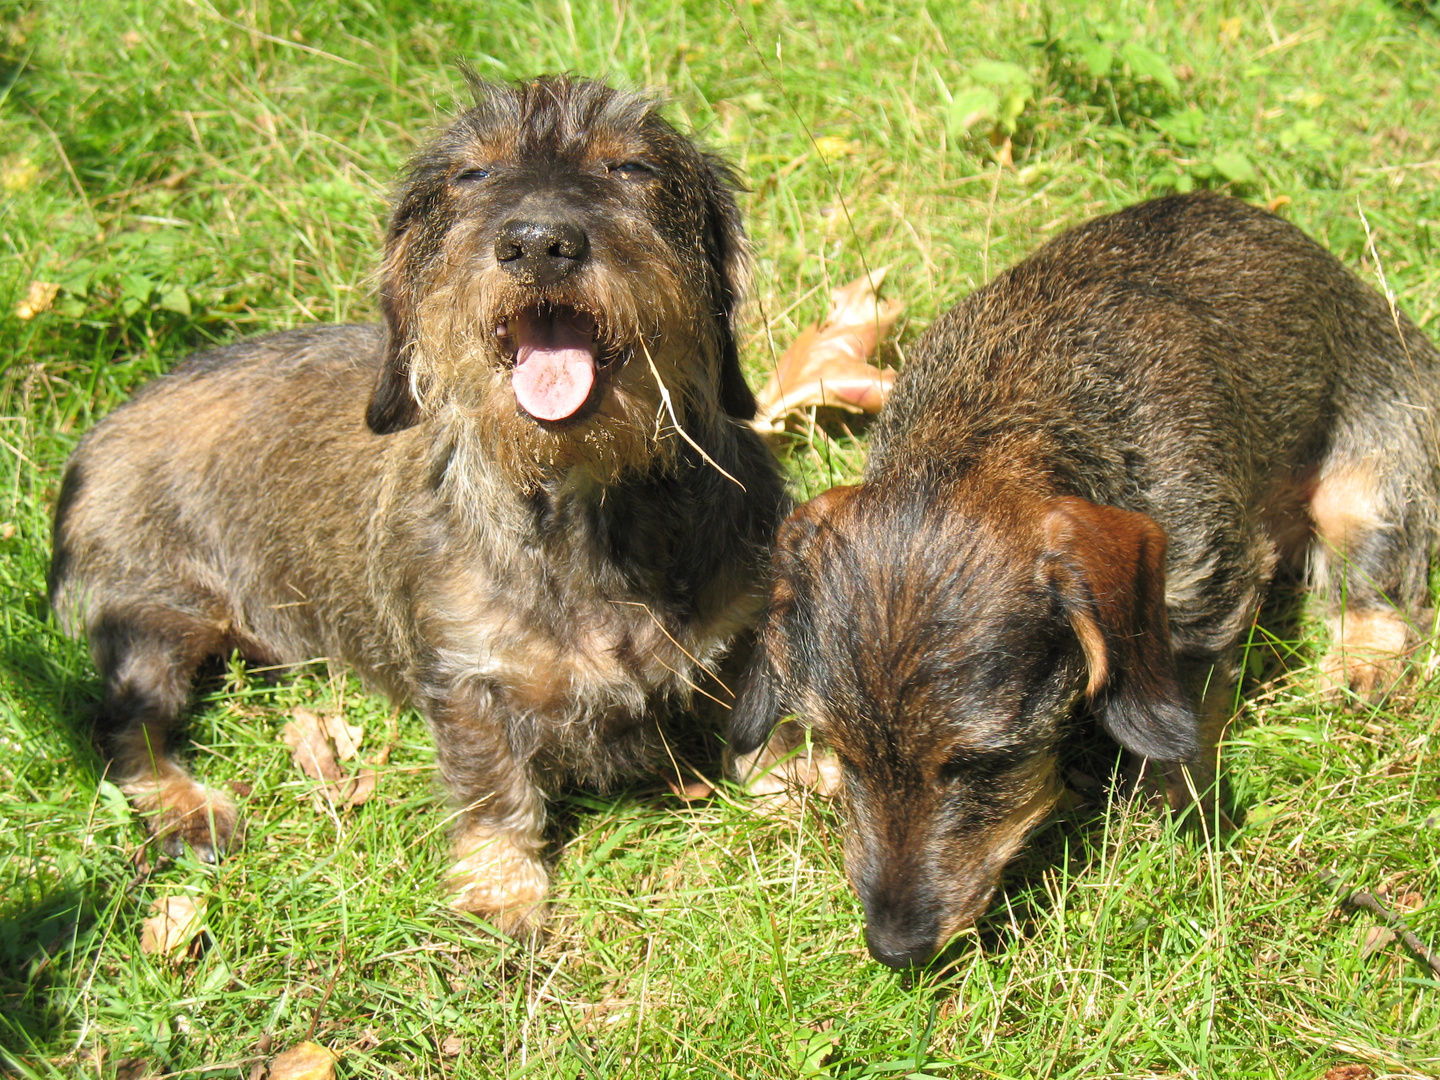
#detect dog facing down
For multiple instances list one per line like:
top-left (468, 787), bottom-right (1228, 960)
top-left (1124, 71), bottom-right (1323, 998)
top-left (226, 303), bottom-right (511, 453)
top-left (50, 75), bottom-right (786, 936)
top-left (730, 192), bottom-right (1440, 969)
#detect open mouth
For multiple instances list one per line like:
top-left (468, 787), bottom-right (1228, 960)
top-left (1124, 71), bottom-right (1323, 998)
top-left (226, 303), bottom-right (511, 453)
top-left (495, 304), bottom-right (623, 424)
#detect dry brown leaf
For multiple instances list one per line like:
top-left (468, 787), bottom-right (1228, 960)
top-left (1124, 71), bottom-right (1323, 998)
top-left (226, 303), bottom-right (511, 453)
top-left (282, 708), bottom-right (382, 809)
top-left (1323, 1066), bottom-right (1374, 1080)
top-left (267, 1042), bottom-right (338, 1080)
top-left (439, 1035), bottom-right (464, 1057)
top-left (15, 280), bottom-right (59, 320)
top-left (752, 267), bottom-right (903, 433)
top-left (1358, 924), bottom-right (1396, 959)
top-left (665, 775), bottom-right (715, 801)
top-left (139, 895), bottom-right (205, 957)
top-left (320, 712), bottom-right (364, 761)
top-left (283, 709), bottom-right (344, 783)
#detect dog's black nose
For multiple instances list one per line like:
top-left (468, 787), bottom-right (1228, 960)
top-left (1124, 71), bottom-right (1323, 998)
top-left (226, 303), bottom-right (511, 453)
top-left (495, 217), bottom-right (590, 285)
top-left (864, 920), bottom-right (940, 970)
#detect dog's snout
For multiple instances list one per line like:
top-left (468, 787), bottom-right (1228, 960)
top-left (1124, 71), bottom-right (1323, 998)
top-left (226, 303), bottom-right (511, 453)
top-left (496, 217), bottom-right (590, 285)
top-left (864, 917), bottom-right (940, 970)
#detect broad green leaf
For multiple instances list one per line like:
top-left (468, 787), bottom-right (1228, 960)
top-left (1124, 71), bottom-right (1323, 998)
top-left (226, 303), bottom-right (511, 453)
top-left (1071, 38), bottom-right (1114, 77)
top-left (121, 272), bottom-right (155, 302)
top-left (158, 286), bottom-right (192, 316)
top-left (947, 86), bottom-right (1000, 136)
top-left (1279, 118), bottom-right (1334, 151)
top-left (968, 59), bottom-right (1030, 88)
top-left (1154, 107), bottom-right (1206, 146)
top-left (1121, 42), bottom-right (1180, 94)
top-left (1212, 150), bottom-right (1257, 183)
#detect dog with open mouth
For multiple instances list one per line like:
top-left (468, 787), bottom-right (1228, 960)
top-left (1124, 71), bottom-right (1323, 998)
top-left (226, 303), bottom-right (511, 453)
top-left (50, 74), bottom-right (787, 936)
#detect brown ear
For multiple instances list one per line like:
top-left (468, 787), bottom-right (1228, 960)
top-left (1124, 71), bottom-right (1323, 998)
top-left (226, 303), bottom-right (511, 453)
top-left (367, 215), bottom-right (424, 434)
top-left (1042, 497), bottom-right (1197, 762)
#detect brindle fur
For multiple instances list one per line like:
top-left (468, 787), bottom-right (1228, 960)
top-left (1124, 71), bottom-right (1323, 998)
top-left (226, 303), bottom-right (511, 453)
top-left (730, 192), bottom-right (1440, 968)
top-left (50, 75), bottom-right (786, 936)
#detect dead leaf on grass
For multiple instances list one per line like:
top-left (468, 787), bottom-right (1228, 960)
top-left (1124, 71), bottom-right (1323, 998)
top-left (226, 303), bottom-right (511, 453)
top-left (1358, 924), bottom-right (1396, 959)
top-left (15, 280), bottom-right (59, 320)
top-left (1323, 1065), bottom-right (1374, 1080)
top-left (281, 708), bottom-right (383, 809)
top-left (266, 1041), bottom-right (338, 1080)
top-left (752, 268), bottom-right (902, 433)
top-left (139, 895), bottom-right (206, 958)
top-left (664, 774), bottom-right (715, 801)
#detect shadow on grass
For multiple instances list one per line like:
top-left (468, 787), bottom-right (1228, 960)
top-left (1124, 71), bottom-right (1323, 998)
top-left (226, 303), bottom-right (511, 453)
top-left (0, 596), bottom-right (104, 782)
top-left (0, 887), bottom-right (96, 1067)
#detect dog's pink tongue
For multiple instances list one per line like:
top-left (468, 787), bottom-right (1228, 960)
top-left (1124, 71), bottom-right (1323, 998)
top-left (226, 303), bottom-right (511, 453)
top-left (511, 311), bottom-right (597, 421)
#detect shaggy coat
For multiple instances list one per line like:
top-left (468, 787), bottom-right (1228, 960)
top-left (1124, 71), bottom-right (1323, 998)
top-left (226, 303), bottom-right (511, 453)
top-left (731, 192), bottom-right (1440, 968)
top-left (51, 76), bottom-right (787, 935)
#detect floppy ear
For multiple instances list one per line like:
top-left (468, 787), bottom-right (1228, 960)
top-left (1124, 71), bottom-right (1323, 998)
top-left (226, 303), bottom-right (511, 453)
top-left (698, 152), bottom-right (756, 421)
top-left (367, 211), bottom-right (425, 434)
top-left (729, 484), bottom-right (861, 754)
top-left (729, 643), bottom-right (781, 755)
top-left (1041, 497), bottom-right (1198, 762)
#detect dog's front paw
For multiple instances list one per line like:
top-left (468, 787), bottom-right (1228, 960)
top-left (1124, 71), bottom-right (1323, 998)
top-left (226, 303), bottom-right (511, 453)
top-left (1321, 609), bottom-right (1412, 700)
top-left (120, 775), bottom-right (240, 863)
top-left (446, 827), bottom-right (550, 938)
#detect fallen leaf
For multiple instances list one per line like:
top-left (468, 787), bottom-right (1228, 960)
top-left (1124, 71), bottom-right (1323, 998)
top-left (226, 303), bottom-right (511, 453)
top-left (320, 712), bottom-right (364, 761)
top-left (440, 1035), bottom-right (464, 1056)
top-left (1358, 924), bottom-right (1396, 959)
top-left (139, 895), bottom-right (206, 957)
top-left (267, 1042), bottom-right (338, 1080)
top-left (1, 155), bottom-right (38, 192)
top-left (664, 774), bottom-right (715, 801)
top-left (1323, 1066), bottom-right (1374, 1080)
top-left (282, 708), bottom-right (382, 808)
top-left (752, 268), bottom-right (902, 433)
top-left (15, 280), bottom-right (59, 320)
top-left (283, 709), bottom-right (344, 784)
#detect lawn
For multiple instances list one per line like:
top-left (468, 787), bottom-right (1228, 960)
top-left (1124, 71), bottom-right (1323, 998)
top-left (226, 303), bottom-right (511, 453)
top-left (2, 0), bottom-right (1439, 1076)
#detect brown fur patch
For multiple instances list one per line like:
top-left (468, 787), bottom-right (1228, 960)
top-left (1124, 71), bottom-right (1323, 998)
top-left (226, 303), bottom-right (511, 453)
top-left (1311, 464), bottom-right (1386, 555)
top-left (1322, 607), bottom-right (1412, 696)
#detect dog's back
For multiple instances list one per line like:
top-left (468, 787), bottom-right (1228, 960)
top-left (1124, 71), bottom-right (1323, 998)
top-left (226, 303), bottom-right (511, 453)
top-left (871, 192), bottom-right (1440, 657)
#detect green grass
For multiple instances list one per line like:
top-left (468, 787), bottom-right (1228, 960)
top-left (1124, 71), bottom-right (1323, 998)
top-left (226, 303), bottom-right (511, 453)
top-left (3, 0), bottom-right (1440, 1076)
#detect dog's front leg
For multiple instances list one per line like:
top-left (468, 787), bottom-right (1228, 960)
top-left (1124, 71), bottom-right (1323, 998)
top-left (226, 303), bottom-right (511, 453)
top-left (429, 687), bottom-right (550, 938)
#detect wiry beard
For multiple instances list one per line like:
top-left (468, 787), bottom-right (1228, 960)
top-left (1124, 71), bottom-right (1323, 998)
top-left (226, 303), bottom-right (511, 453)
top-left (409, 314), bottom-right (718, 492)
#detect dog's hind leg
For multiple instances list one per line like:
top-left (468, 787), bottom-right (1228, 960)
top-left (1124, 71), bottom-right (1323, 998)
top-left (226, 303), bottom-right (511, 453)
top-left (1310, 456), bottom-right (1429, 697)
top-left (89, 606), bottom-right (239, 862)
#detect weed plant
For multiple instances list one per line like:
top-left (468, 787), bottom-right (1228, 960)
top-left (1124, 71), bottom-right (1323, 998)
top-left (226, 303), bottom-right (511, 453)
top-left (2, 0), bottom-right (1439, 1076)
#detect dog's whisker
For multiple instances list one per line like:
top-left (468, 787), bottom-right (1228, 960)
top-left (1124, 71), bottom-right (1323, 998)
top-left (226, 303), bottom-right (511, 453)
top-left (640, 339), bottom-right (746, 492)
